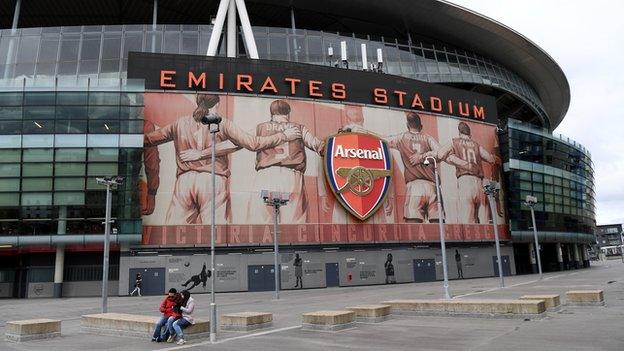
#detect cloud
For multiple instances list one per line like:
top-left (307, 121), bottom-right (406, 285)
top-left (449, 0), bottom-right (624, 225)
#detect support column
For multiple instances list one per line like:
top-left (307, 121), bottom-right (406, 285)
top-left (4, 0), bottom-right (21, 79)
top-left (528, 243), bottom-right (537, 274)
top-left (583, 244), bottom-right (590, 268)
top-left (151, 0), bottom-right (158, 53)
top-left (572, 244), bottom-right (580, 269)
top-left (54, 206), bottom-right (67, 298)
top-left (226, 0), bottom-right (237, 58)
top-left (556, 243), bottom-right (564, 271)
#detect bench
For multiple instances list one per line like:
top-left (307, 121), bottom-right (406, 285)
top-left (301, 310), bottom-right (355, 331)
top-left (566, 290), bottom-right (604, 306)
top-left (519, 294), bottom-right (561, 310)
top-left (81, 313), bottom-right (209, 340)
top-left (382, 299), bottom-right (546, 318)
top-left (345, 304), bottom-right (391, 323)
top-left (221, 312), bottom-right (273, 331)
top-left (5, 318), bottom-right (61, 342)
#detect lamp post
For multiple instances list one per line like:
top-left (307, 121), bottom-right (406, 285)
top-left (523, 195), bottom-right (543, 280)
top-left (483, 180), bottom-right (504, 288)
top-left (423, 156), bottom-right (450, 299)
top-left (261, 190), bottom-right (289, 300)
top-left (96, 176), bottom-right (124, 313)
top-left (200, 113), bottom-right (222, 343)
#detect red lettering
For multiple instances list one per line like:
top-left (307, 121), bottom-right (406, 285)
top-left (188, 72), bottom-right (206, 89)
top-left (259, 76), bottom-right (278, 93)
top-left (218, 73), bottom-right (224, 90)
top-left (393, 90), bottom-right (406, 106)
top-left (331, 83), bottom-right (346, 100)
top-left (458, 102), bottom-right (470, 117)
top-left (447, 99), bottom-right (453, 114)
top-left (411, 93), bottom-right (424, 109)
top-left (298, 226), bottom-right (307, 242)
top-left (473, 106), bottom-right (486, 119)
top-left (430, 97), bottom-right (442, 112)
top-left (285, 78), bottom-right (301, 94)
top-left (236, 74), bottom-right (253, 92)
top-left (373, 88), bottom-right (388, 104)
top-left (308, 80), bottom-right (323, 97)
top-left (160, 70), bottom-right (176, 88)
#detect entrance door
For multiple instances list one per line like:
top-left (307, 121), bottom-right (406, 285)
top-left (325, 263), bottom-right (339, 287)
top-left (129, 268), bottom-right (165, 296)
top-left (247, 265), bottom-right (278, 292)
top-left (413, 259), bottom-right (436, 282)
top-left (492, 256), bottom-right (512, 276)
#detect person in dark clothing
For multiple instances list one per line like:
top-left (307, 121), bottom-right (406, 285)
top-left (182, 263), bottom-right (210, 291)
top-left (455, 250), bottom-right (464, 279)
top-left (385, 253), bottom-right (396, 284)
top-left (293, 254), bottom-right (303, 288)
top-left (130, 273), bottom-right (142, 296)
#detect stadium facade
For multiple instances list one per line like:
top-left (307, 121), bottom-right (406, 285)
top-left (0, 0), bottom-right (595, 298)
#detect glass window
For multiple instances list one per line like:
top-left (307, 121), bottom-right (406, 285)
top-left (87, 134), bottom-right (119, 147)
top-left (24, 106), bottom-right (55, 119)
top-left (120, 120), bottom-right (143, 133)
top-left (0, 106), bottom-right (23, 120)
top-left (38, 38), bottom-right (59, 62)
top-left (59, 35), bottom-right (80, 61)
top-left (22, 119), bottom-right (55, 134)
top-left (88, 92), bottom-right (120, 105)
top-left (22, 163), bottom-right (53, 177)
top-left (0, 178), bottom-right (20, 191)
top-left (54, 192), bottom-right (85, 205)
top-left (57, 92), bottom-right (88, 105)
top-left (55, 134), bottom-right (86, 147)
top-left (88, 163), bottom-right (118, 176)
top-left (55, 148), bottom-right (86, 162)
top-left (0, 193), bottom-right (19, 206)
top-left (120, 93), bottom-right (143, 106)
top-left (23, 148), bottom-right (53, 162)
top-left (22, 178), bottom-right (53, 191)
top-left (81, 34), bottom-right (102, 61)
top-left (54, 177), bottom-right (84, 190)
top-left (0, 92), bottom-right (23, 106)
top-left (89, 120), bottom-right (119, 133)
top-left (17, 36), bottom-right (40, 63)
top-left (123, 33), bottom-right (143, 59)
top-left (88, 106), bottom-right (119, 119)
top-left (102, 36), bottom-right (121, 59)
top-left (56, 106), bottom-right (88, 119)
top-left (55, 119), bottom-right (87, 134)
top-left (0, 164), bottom-right (20, 177)
top-left (0, 149), bottom-right (21, 162)
top-left (88, 148), bottom-right (119, 162)
top-left (21, 192), bottom-right (52, 206)
top-left (119, 106), bottom-right (143, 119)
top-left (24, 92), bottom-right (56, 105)
top-left (0, 121), bottom-right (22, 135)
top-left (54, 163), bottom-right (86, 176)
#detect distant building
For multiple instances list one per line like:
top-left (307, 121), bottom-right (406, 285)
top-left (595, 224), bottom-right (623, 256)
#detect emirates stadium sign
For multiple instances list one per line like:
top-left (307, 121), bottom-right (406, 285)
top-left (324, 132), bottom-right (393, 221)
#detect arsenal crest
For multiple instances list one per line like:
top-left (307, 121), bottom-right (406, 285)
top-left (324, 132), bottom-right (393, 221)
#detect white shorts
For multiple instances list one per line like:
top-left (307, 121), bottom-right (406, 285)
top-left (404, 179), bottom-right (438, 222)
top-left (246, 167), bottom-right (307, 224)
top-left (166, 171), bottom-right (229, 225)
top-left (457, 175), bottom-right (485, 224)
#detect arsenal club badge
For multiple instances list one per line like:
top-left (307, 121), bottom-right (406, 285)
top-left (324, 132), bottom-right (393, 221)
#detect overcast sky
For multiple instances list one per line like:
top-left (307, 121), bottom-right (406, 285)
top-left (448, 0), bottom-right (624, 225)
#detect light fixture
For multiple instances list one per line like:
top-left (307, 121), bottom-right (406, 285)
top-left (104, 123), bottom-right (110, 131)
top-left (34, 121), bottom-right (43, 129)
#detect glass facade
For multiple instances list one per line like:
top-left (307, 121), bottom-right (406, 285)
top-left (501, 119), bottom-right (595, 243)
top-left (0, 24), bottom-right (547, 127)
top-left (0, 79), bottom-right (143, 239)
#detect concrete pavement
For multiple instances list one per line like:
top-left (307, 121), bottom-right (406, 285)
top-left (1, 261), bottom-right (623, 351)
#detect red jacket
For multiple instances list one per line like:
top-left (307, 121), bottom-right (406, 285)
top-left (159, 296), bottom-right (177, 317)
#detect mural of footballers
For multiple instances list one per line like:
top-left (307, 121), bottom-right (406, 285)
top-left (385, 112), bottom-right (442, 223)
top-left (143, 94), bottom-right (301, 225)
top-left (438, 121), bottom-right (501, 224)
top-left (181, 263), bottom-right (210, 291)
top-left (245, 99), bottom-right (324, 224)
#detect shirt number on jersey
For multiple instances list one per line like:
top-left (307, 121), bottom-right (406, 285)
top-left (461, 147), bottom-right (477, 164)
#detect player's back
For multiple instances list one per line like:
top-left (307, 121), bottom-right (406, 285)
top-left (255, 121), bottom-right (306, 172)
top-left (451, 137), bottom-right (484, 178)
top-left (395, 132), bottom-right (435, 183)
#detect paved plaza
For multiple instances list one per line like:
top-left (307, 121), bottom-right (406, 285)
top-left (1, 261), bottom-right (623, 351)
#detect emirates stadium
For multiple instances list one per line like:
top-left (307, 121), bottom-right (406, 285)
top-left (0, 0), bottom-right (595, 298)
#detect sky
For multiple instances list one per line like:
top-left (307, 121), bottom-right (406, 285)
top-left (448, 0), bottom-right (624, 225)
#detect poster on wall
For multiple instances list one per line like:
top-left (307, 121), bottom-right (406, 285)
top-left (139, 92), bottom-right (507, 246)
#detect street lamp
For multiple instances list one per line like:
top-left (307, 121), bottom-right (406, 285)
top-left (423, 156), bottom-right (450, 299)
top-left (200, 113), bottom-right (222, 343)
top-left (261, 190), bottom-right (289, 300)
top-left (96, 176), bottom-right (124, 313)
top-left (523, 195), bottom-right (543, 280)
top-left (483, 180), bottom-right (504, 288)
